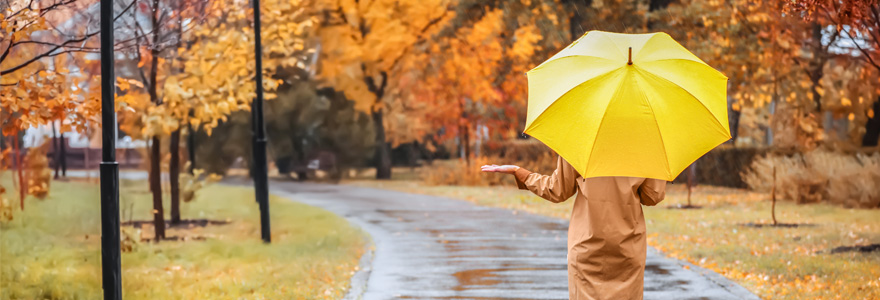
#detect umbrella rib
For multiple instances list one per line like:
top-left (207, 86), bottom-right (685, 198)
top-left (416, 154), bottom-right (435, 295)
top-left (633, 70), bottom-right (671, 178)
top-left (529, 55), bottom-right (617, 73)
top-left (524, 68), bottom-right (622, 133)
top-left (635, 65), bottom-right (729, 135)
top-left (599, 32), bottom-right (627, 60)
top-left (583, 72), bottom-right (627, 176)
top-left (641, 58), bottom-right (726, 78)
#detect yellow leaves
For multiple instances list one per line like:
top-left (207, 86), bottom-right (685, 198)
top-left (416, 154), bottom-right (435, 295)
top-left (510, 25), bottom-right (543, 61)
top-left (142, 106), bottom-right (181, 137)
top-left (1, 66), bottom-right (98, 134)
top-left (116, 77), bottom-right (144, 91)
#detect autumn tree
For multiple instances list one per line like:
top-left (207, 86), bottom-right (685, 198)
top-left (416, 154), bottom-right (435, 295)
top-left (160, 0), bottom-right (312, 222)
top-left (110, 0), bottom-right (197, 239)
top-left (1, 0), bottom-right (125, 211)
top-left (395, 4), bottom-right (546, 162)
top-left (314, 0), bottom-right (453, 179)
top-left (398, 0), bottom-right (667, 162)
top-left (649, 0), bottom-right (876, 149)
top-left (786, 0), bottom-right (880, 146)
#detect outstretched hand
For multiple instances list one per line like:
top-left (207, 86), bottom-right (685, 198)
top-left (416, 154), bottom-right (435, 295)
top-left (480, 164), bottom-right (520, 174)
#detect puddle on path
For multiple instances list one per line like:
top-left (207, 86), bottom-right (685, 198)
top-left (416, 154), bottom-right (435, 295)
top-left (644, 264), bottom-right (671, 275)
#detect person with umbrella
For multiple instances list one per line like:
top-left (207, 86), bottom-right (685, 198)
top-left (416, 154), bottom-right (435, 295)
top-left (482, 31), bottom-right (730, 300)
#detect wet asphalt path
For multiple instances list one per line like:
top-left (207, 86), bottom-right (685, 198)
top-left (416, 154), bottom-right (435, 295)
top-left (271, 181), bottom-right (760, 300)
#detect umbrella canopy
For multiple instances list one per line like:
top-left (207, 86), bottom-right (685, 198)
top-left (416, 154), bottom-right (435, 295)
top-left (525, 31), bottom-right (730, 181)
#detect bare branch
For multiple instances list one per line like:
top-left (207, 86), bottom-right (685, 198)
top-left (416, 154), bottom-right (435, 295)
top-left (1, 0), bottom-right (140, 74)
top-left (385, 7), bottom-right (451, 73)
top-left (844, 30), bottom-right (880, 72)
top-left (1, 31), bottom-right (99, 75)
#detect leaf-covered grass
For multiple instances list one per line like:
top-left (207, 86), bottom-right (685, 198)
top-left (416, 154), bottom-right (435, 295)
top-left (1, 177), bottom-right (365, 300)
top-left (346, 178), bottom-right (880, 300)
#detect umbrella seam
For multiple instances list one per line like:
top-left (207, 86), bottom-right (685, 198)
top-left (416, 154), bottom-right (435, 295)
top-left (531, 31), bottom-right (597, 70)
top-left (527, 55), bottom-right (617, 74)
top-left (637, 33), bottom-right (708, 66)
top-left (524, 68), bottom-right (623, 133)
top-left (633, 68), bottom-right (672, 179)
top-left (583, 70), bottom-right (627, 177)
top-left (635, 65), bottom-right (729, 137)
top-left (639, 58), bottom-right (727, 78)
top-left (600, 32), bottom-right (628, 62)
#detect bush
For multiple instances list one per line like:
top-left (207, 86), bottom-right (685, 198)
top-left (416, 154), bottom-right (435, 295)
top-left (742, 150), bottom-right (880, 208)
top-left (673, 146), bottom-right (768, 188)
top-left (24, 141), bottom-right (51, 199)
top-left (422, 144), bottom-right (558, 186)
top-left (0, 148), bottom-right (12, 222)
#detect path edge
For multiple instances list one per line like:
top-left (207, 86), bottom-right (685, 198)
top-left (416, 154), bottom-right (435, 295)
top-left (343, 240), bottom-right (374, 300)
top-left (648, 246), bottom-right (762, 300)
top-left (269, 188), bottom-right (375, 300)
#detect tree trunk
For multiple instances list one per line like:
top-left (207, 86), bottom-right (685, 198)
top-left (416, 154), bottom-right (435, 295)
top-left (372, 109), bottom-right (392, 179)
top-left (14, 131), bottom-right (24, 210)
top-left (407, 142), bottom-right (418, 169)
top-left (463, 124), bottom-right (471, 166)
top-left (771, 166), bottom-right (777, 226)
top-left (649, 0), bottom-right (673, 11)
top-left (728, 98), bottom-right (741, 144)
top-left (292, 138), bottom-right (308, 181)
top-left (567, 4), bottom-right (584, 40)
top-left (147, 0), bottom-right (165, 239)
top-left (188, 123), bottom-right (196, 174)
top-left (52, 121), bottom-right (60, 179)
top-left (686, 163), bottom-right (696, 207)
top-left (766, 97), bottom-right (777, 146)
top-left (809, 22), bottom-right (824, 114)
top-left (169, 129), bottom-right (181, 225)
top-left (149, 137), bottom-right (165, 240)
top-left (862, 97), bottom-right (880, 146)
top-left (59, 130), bottom-right (67, 177)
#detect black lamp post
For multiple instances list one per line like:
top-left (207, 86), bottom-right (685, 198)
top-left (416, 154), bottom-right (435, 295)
top-left (252, 0), bottom-right (271, 243)
top-left (99, 0), bottom-right (122, 298)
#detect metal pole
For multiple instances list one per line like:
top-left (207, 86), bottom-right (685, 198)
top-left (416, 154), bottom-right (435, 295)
top-left (252, 0), bottom-right (271, 243)
top-left (99, 0), bottom-right (122, 297)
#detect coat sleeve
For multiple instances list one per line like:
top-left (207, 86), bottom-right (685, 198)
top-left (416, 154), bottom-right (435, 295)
top-left (512, 156), bottom-right (579, 203)
top-left (638, 178), bottom-right (667, 206)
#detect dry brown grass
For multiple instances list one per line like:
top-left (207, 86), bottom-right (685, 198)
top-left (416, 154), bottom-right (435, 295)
top-left (422, 152), bottom-right (558, 186)
top-left (742, 150), bottom-right (880, 208)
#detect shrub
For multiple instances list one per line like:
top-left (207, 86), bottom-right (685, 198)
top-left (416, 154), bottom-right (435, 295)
top-left (24, 141), bottom-right (52, 199)
top-left (673, 146), bottom-right (768, 188)
top-left (120, 226), bottom-right (141, 252)
top-left (0, 148), bottom-right (11, 222)
top-left (179, 163), bottom-right (222, 203)
top-left (742, 150), bottom-right (880, 208)
top-left (422, 151), bottom-right (558, 186)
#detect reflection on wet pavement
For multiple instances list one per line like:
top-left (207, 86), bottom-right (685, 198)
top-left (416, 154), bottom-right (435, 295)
top-left (271, 182), bottom-right (760, 300)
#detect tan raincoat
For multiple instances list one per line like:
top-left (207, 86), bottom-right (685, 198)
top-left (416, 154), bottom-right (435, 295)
top-left (513, 156), bottom-right (666, 300)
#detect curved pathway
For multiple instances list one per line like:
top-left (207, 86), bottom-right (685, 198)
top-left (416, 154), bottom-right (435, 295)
top-left (270, 181), bottom-right (759, 300)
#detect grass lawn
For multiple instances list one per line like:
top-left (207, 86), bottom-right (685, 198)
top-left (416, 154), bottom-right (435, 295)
top-left (346, 175), bottom-right (880, 300)
top-left (1, 176), bottom-right (365, 300)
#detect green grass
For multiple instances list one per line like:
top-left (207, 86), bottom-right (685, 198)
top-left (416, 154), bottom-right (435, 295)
top-left (346, 177), bottom-right (880, 300)
top-left (1, 176), bottom-right (365, 300)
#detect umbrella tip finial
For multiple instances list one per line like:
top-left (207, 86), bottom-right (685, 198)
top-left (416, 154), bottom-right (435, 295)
top-left (627, 47), bottom-right (633, 65)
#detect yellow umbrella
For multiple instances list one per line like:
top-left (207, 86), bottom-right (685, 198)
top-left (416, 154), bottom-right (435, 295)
top-left (525, 31), bottom-right (730, 181)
